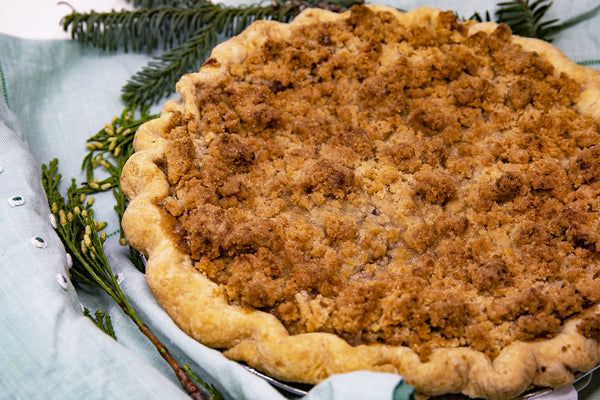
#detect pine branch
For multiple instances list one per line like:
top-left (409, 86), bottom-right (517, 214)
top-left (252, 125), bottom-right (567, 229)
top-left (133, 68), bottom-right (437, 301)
top-left (61, 4), bottom-right (219, 52)
top-left (117, 2), bottom-right (298, 107)
top-left (465, 10), bottom-right (493, 23)
top-left (62, 0), bottom-right (363, 109)
top-left (465, 1), bottom-right (599, 43)
top-left (61, 0), bottom-right (360, 53)
top-left (121, 26), bottom-right (217, 107)
top-left (126, 0), bottom-right (198, 8)
top-left (119, 0), bottom-right (362, 108)
top-left (495, 0), bottom-right (561, 41)
top-left (79, 106), bottom-right (155, 190)
top-left (42, 159), bottom-right (212, 400)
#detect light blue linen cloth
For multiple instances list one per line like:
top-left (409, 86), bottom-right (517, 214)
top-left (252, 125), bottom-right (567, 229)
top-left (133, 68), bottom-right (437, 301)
top-left (1, 1), bottom-right (599, 399)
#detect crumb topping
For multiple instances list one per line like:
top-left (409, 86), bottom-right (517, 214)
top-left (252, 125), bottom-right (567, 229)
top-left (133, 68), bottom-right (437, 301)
top-left (159, 5), bottom-right (600, 359)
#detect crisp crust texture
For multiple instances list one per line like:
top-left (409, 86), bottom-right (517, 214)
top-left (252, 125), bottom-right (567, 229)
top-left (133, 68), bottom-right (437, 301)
top-left (121, 5), bottom-right (600, 398)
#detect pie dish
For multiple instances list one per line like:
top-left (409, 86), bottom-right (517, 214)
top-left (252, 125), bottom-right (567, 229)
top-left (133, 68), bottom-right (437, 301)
top-left (120, 5), bottom-right (600, 399)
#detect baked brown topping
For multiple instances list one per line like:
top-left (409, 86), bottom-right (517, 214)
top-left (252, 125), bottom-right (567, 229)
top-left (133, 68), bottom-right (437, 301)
top-left (158, 5), bottom-right (600, 360)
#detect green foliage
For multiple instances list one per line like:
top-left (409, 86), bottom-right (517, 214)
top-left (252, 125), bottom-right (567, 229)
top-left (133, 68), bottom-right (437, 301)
top-left (121, 26), bottom-right (216, 107)
top-left (184, 365), bottom-right (225, 400)
top-left (62, 0), bottom-right (363, 109)
top-left (466, 0), bottom-right (599, 43)
top-left (495, 0), bottom-right (561, 41)
top-left (84, 309), bottom-right (116, 339)
top-left (43, 159), bottom-right (134, 309)
top-left (79, 106), bottom-right (154, 191)
top-left (489, 0), bottom-right (599, 43)
top-left (62, 4), bottom-right (217, 52)
top-left (0, 60), bottom-right (9, 107)
top-left (74, 106), bottom-right (157, 272)
top-left (42, 159), bottom-right (211, 400)
top-left (62, 0), bottom-right (600, 110)
top-left (466, 10), bottom-right (493, 23)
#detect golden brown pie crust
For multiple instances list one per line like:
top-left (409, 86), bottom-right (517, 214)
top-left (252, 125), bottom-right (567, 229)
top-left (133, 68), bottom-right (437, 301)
top-left (121, 5), bottom-right (600, 398)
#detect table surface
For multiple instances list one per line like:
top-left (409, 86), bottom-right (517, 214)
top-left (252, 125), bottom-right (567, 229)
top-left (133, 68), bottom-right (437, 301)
top-left (0, 0), bottom-right (130, 39)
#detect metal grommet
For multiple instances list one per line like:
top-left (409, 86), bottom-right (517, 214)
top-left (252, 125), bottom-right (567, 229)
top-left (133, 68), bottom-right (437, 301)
top-left (31, 236), bottom-right (47, 248)
top-left (65, 253), bottom-right (73, 269)
top-left (8, 195), bottom-right (25, 207)
top-left (56, 274), bottom-right (69, 290)
top-left (116, 272), bottom-right (124, 285)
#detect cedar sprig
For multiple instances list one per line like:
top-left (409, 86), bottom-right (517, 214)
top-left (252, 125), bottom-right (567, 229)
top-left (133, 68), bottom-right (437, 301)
top-left (42, 158), bottom-right (212, 400)
top-left (79, 106), bottom-right (156, 190)
top-left (84, 308), bottom-right (117, 339)
top-left (75, 106), bottom-right (157, 271)
top-left (62, 0), bottom-right (362, 52)
top-left (184, 365), bottom-right (225, 400)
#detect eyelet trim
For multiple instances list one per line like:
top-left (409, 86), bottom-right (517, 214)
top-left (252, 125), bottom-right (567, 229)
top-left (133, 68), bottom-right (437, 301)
top-left (56, 274), bottom-right (69, 290)
top-left (30, 236), bottom-right (47, 248)
top-left (48, 213), bottom-right (57, 229)
top-left (8, 195), bottom-right (25, 207)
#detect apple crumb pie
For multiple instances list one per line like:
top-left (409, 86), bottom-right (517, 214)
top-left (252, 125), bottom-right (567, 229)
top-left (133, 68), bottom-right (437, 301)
top-left (121, 5), bottom-right (600, 398)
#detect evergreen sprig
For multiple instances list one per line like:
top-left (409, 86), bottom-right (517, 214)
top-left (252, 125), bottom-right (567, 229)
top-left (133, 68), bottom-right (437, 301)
top-left (121, 26), bottom-right (217, 107)
top-left (79, 106), bottom-right (155, 191)
top-left (62, 0), bottom-right (363, 109)
top-left (74, 106), bottom-right (157, 273)
top-left (62, 0), bottom-right (600, 110)
top-left (467, 0), bottom-right (599, 43)
top-left (62, 3), bottom-right (221, 53)
top-left (495, 0), bottom-right (561, 42)
top-left (42, 159), bottom-right (213, 400)
top-left (128, 0), bottom-right (199, 8)
top-left (84, 309), bottom-right (117, 339)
